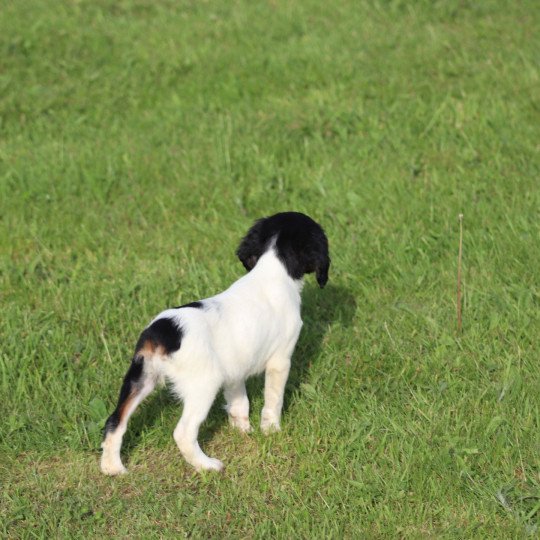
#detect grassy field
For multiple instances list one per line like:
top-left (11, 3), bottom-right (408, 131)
top-left (1, 0), bottom-right (539, 537)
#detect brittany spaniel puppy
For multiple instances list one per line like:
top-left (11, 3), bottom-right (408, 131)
top-left (101, 211), bottom-right (330, 475)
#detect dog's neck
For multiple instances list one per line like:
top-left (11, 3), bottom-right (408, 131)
top-left (250, 249), bottom-right (304, 296)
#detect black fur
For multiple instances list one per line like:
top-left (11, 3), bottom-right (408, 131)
top-left (135, 317), bottom-right (183, 356)
top-left (236, 212), bottom-right (330, 287)
top-left (174, 301), bottom-right (204, 310)
top-left (103, 354), bottom-right (144, 434)
top-left (103, 318), bottom-right (182, 436)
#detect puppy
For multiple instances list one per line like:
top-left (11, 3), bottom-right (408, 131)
top-left (100, 211), bottom-right (330, 475)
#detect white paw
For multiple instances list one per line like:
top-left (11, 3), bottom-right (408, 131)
top-left (194, 457), bottom-right (224, 472)
top-left (261, 417), bottom-right (281, 435)
top-left (100, 458), bottom-right (127, 476)
top-left (229, 414), bottom-right (252, 433)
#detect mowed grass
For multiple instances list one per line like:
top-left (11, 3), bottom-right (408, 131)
top-left (1, 0), bottom-right (539, 536)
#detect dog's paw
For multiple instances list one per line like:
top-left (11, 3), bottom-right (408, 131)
top-left (229, 414), bottom-right (252, 433)
top-left (261, 422), bottom-right (281, 434)
top-left (260, 408), bottom-right (281, 434)
top-left (260, 417), bottom-right (281, 435)
top-left (195, 457), bottom-right (224, 472)
top-left (100, 460), bottom-right (127, 476)
top-left (100, 449), bottom-right (128, 476)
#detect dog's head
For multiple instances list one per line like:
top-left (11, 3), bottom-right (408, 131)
top-left (236, 212), bottom-right (330, 287)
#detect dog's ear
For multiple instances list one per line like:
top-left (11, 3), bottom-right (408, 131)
top-left (236, 218), bottom-right (266, 271)
top-left (311, 230), bottom-right (330, 288)
top-left (315, 255), bottom-right (330, 288)
top-left (276, 218), bottom-right (330, 287)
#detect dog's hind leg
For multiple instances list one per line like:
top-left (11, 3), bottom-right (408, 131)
top-left (173, 382), bottom-right (224, 472)
top-left (101, 317), bottom-right (182, 475)
top-left (100, 354), bottom-right (156, 475)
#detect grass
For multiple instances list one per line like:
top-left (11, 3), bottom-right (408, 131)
top-left (1, 0), bottom-right (539, 537)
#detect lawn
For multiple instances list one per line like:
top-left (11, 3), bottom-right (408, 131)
top-left (1, 0), bottom-right (539, 537)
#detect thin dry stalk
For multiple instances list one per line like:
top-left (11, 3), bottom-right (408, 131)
top-left (457, 214), bottom-right (464, 333)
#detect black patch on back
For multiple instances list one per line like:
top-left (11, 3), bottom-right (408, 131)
top-left (173, 301), bottom-right (204, 309)
top-left (103, 354), bottom-right (144, 434)
top-left (236, 211), bottom-right (330, 287)
top-left (135, 317), bottom-right (183, 356)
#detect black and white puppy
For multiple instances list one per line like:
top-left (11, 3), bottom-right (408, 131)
top-left (100, 212), bottom-right (330, 475)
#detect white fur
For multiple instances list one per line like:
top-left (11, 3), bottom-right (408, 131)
top-left (101, 248), bottom-right (303, 475)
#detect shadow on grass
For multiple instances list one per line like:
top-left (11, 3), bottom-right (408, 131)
top-left (283, 283), bottom-right (357, 412)
top-left (120, 283), bottom-right (356, 457)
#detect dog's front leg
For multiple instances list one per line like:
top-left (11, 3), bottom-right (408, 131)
top-left (224, 381), bottom-right (252, 433)
top-left (261, 357), bottom-right (291, 434)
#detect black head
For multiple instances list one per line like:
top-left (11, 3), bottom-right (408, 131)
top-left (236, 212), bottom-right (330, 287)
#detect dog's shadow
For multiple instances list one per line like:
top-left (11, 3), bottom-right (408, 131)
top-left (242, 283), bottom-right (357, 416)
top-left (120, 283), bottom-right (356, 455)
top-left (283, 283), bottom-right (356, 412)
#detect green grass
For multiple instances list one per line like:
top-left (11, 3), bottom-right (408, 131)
top-left (1, 0), bottom-right (539, 537)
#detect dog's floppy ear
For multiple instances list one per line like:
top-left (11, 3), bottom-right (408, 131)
top-left (316, 255), bottom-right (330, 288)
top-left (312, 230), bottom-right (330, 288)
top-left (236, 218), bottom-right (266, 271)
